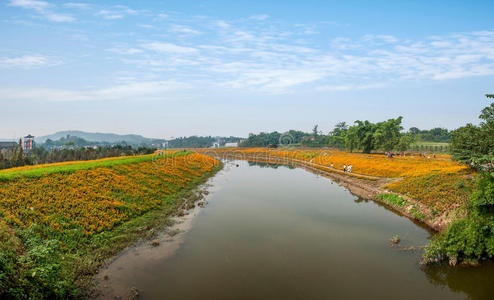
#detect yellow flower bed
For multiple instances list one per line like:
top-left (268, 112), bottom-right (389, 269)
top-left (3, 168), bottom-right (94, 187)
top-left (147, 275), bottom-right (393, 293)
top-left (200, 148), bottom-right (466, 178)
top-left (194, 148), bottom-right (474, 213)
top-left (0, 153), bottom-right (218, 234)
top-left (386, 173), bottom-right (476, 213)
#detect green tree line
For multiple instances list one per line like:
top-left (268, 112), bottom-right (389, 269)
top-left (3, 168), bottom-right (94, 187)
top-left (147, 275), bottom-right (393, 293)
top-left (424, 95), bottom-right (494, 265)
top-left (0, 143), bottom-right (156, 170)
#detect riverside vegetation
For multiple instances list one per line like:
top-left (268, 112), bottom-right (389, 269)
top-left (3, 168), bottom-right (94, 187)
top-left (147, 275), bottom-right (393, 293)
top-left (0, 151), bottom-right (220, 298)
top-left (196, 97), bottom-right (494, 265)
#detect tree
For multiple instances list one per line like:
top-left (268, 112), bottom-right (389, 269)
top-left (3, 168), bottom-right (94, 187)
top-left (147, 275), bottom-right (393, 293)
top-left (312, 125), bottom-right (319, 137)
top-left (330, 122), bottom-right (348, 137)
top-left (345, 120), bottom-right (377, 153)
top-left (327, 122), bottom-right (348, 149)
top-left (451, 97), bottom-right (494, 169)
top-left (373, 117), bottom-right (403, 152)
top-left (409, 127), bottom-right (420, 135)
top-left (396, 134), bottom-right (415, 152)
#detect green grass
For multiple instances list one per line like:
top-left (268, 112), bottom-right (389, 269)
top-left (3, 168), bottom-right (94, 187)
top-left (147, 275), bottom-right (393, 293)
top-left (412, 141), bottom-right (450, 147)
top-left (0, 151), bottom-right (188, 181)
top-left (376, 193), bottom-right (407, 206)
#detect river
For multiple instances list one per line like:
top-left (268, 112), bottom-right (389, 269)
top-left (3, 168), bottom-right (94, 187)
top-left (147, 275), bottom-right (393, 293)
top-left (96, 160), bottom-right (494, 300)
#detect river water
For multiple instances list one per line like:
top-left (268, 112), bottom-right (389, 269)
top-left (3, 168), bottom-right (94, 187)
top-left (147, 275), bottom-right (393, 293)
top-left (96, 160), bottom-right (494, 300)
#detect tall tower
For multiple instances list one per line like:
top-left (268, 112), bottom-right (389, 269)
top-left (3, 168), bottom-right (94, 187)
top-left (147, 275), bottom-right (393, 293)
top-left (23, 134), bottom-right (35, 151)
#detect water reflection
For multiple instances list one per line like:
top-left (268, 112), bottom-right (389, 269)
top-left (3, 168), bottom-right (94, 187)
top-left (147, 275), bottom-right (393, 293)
top-left (424, 262), bottom-right (494, 300)
top-left (246, 161), bottom-right (296, 169)
top-left (96, 160), bottom-right (494, 300)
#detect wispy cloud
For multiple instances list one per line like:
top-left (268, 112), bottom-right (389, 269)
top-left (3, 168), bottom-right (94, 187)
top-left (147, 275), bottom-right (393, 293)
top-left (141, 42), bottom-right (198, 54)
top-left (9, 0), bottom-right (48, 10)
top-left (8, 0), bottom-right (75, 22)
top-left (0, 55), bottom-right (52, 68)
top-left (170, 24), bottom-right (201, 35)
top-left (0, 81), bottom-right (189, 102)
top-left (249, 14), bottom-right (269, 20)
top-left (108, 48), bottom-right (143, 55)
top-left (63, 2), bottom-right (90, 9)
top-left (3, 3), bottom-right (494, 100)
top-left (96, 5), bottom-right (140, 20)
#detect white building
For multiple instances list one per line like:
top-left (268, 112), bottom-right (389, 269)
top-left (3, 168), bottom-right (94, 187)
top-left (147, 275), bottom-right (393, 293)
top-left (224, 142), bottom-right (238, 147)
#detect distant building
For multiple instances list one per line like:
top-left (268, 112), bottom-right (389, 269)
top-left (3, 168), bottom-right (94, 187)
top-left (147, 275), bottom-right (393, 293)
top-left (212, 142), bottom-right (220, 148)
top-left (22, 134), bottom-right (35, 151)
top-left (225, 142), bottom-right (239, 147)
top-left (0, 141), bottom-right (18, 150)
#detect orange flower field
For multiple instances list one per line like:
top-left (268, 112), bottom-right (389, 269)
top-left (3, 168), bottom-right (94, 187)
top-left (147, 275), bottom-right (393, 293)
top-left (0, 152), bottom-right (219, 235)
top-left (194, 148), bottom-right (475, 213)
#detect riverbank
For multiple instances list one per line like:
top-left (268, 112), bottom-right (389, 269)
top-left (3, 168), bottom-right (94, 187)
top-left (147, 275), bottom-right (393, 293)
top-left (0, 152), bottom-right (221, 298)
top-left (86, 159), bottom-right (490, 300)
top-left (93, 176), bottom-right (218, 299)
top-left (194, 148), bottom-right (475, 233)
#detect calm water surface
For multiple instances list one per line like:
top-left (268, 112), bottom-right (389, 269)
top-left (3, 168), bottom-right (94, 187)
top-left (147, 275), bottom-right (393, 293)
top-left (98, 160), bottom-right (494, 300)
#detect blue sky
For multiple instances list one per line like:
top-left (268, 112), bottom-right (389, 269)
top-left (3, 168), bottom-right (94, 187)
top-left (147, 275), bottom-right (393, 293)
top-left (1, 0), bottom-right (493, 139)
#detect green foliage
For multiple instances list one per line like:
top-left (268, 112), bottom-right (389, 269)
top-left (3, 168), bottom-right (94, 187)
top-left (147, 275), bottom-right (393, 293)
top-left (373, 117), bottom-right (403, 152)
top-left (410, 205), bottom-right (425, 221)
top-left (396, 134), bottom-right (415, 152)
top-left (376, 193), bottom-right (407, 206)
top-left (343, 117), bottom-right (405, 153)
top-left (241, 130), bottom-right (310, 147)
top-left (409, 127), bottom-right (451, 143)
top-left (422, 96), bottom-right (494, 265)
top-left (471, 172), bottom-right (494, 212)
top-left (424, 216), bottom-right (494, 265)
top-left (168, 135), bottom-right (241, 148)
top-left (450, 99), bottom-right (494, 170)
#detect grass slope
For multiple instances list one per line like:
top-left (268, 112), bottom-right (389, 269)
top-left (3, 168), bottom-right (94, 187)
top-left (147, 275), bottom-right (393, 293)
top-left (0, 153), bottom-right (221, 299)
top-left (0, 151), bottom-right (186, 180)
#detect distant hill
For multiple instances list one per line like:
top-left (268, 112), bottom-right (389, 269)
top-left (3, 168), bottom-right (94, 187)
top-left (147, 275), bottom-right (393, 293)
top-left (36, 131), bottom-right (165, 146)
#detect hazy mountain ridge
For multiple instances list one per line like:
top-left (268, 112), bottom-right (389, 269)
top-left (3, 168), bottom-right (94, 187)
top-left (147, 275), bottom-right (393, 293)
top-left (36, 131), bottom-right (165, 145)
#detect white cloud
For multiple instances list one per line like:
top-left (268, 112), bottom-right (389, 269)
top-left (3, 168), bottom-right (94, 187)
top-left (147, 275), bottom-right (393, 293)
top-left (170, 24), bottom-right (201, 35)
top-left (215, 20), bottom-right (230, 28)
top-left (96, 5), bottom-right (140, 20)
top-left (8, 0), bottom-right (49, 11)
top-left (97, 10), bottom-right (123, 20)
top-left (108, 48), bottom-right (143, 55)
top-left (363, 34), bottom-right (399, 43)
top-left (4, 4), bottom-right (494, 97)
top-left (0, 55), bottom-right (51, 68)
top-left (249, 14), bottom-right (269, 20)
top-left (317, 83), bottom-right (387, 92)
top-left (0, 81), bottom-right (189, 102)
top-left (8, 0), bottom-right (75, 22)
top-left (142, 42), bottom-right (198, 54)
top-left (44, 13), bottom-right (75, 22)
top-left (138, 24), bottom-right (156, 30)
top-left (64, 2), bottom-right (90, 9)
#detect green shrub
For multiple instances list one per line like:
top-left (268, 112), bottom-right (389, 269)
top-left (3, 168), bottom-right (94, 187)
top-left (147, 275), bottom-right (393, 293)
top-left (376, 193), bottom-right (407, 206)
top-left (471, 172), bottom-right (494, 212)
top-left (424, 214), bottom-right (494, 265)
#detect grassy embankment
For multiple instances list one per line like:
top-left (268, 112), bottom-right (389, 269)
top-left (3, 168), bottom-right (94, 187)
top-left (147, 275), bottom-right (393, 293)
top-left (0, 151), bottom-right (221, 299)
top-left (198, 148), bottom-right (476, 228)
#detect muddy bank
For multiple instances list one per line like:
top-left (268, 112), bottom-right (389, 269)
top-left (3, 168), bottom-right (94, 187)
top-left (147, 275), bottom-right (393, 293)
top-left (92, 173), bottom-right (222, 299)
top-left (94, 207), bottom-right (201, 299)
